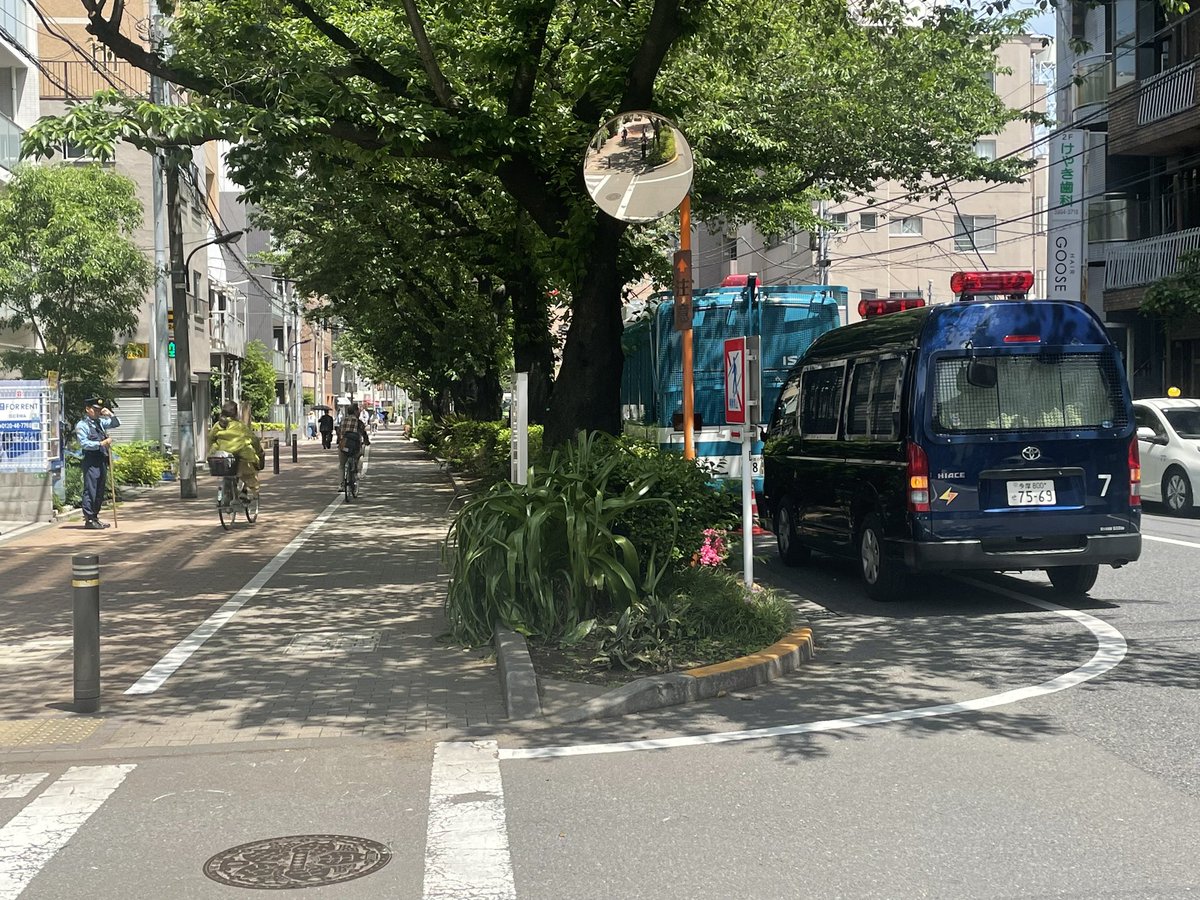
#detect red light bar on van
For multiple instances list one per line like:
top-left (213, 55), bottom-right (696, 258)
top-left (858, 296), bottom-right (926, 318)
top-left (721, 274), bottom-right (750, 287)
top-left (950, 270), bottom-right (1035, 298)
top-left (1003, 334), bottom-right (1041, 343)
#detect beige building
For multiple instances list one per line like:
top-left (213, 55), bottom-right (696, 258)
top-left (692, 35), bottom-right (1053, 322)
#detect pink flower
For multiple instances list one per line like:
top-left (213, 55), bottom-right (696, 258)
top-left (698, 528), bottom-right (728, 566)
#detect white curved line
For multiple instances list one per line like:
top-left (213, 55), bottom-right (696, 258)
top-left (499, 584), bottom-right (1126, 761)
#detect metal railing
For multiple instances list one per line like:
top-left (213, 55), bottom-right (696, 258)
top-left (1105, 226), bottom-right (1200, 290)
top-left (0, 109), bottom-right (21, 173)
top-left (39, 61), bottom-right (149, 100)
top-left (1138, 60), bottom-right (1197, 126)
top-left (209, 309), bottom-right (247, 359)
top-left (1074, 54), bottom-right (1110, 111)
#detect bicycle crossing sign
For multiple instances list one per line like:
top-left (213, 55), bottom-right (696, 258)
top-left (723, 336), bottom-right (761, 426)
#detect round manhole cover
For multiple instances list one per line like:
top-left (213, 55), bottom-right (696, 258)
top-left (203, 834), bottom-right (391, 890)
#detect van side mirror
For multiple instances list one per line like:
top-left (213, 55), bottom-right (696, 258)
top-left (966, 361), bottom-right (997, 388)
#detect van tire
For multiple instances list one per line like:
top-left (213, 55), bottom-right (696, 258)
top-left (1163, 468), bottom-right (1193, 515)
top-left (1046, 564), bottom-right (1099, 596)
top-left (858, 513), bottom-right (906, 601)
top-left (775, 501), bottom-right (810, 566)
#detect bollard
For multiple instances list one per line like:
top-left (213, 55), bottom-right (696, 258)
top-left (291, 434), bottom-right (298, 463)
top-left (273, 438), bottom-right (280, 474)
top-left (71, 554), bottom-right (101, 713)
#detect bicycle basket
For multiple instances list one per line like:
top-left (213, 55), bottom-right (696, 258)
top-left (206, 452), bottom-right (238, 477)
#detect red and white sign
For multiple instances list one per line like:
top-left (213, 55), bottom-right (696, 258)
top-left (724, 337), bottom-right (746, 424)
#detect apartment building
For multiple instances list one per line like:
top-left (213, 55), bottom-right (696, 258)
top-left (691, 35), bottom-right (1052, 324)
top-left (1057, 0), bottom-right (1200, 398)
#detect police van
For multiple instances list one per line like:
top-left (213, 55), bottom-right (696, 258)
top-left (761, 271), bottom-right (1142, 600)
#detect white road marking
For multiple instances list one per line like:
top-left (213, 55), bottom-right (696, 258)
top-left (1143, 533), bottom-right (1200, 550)
top-left (585, 173), bottom-right (612, 194)
top-left (0, 776), bottom-right (47, 801)
top-left (614, 176), bottom-right (638, 220)
top-left (424, 740), bottom-right (515, 900)
top-left (0, 765), bottom-right (134, 899)
top-left (125, 493), bottom-right (345, 695)
top-left (500, 590), bottom-right (1126, 760)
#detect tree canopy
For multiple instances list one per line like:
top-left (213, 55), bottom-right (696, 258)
top-left (27, 0), bottom-right (1041, 442)
top-left (0, 164), bottom-right (151, 413)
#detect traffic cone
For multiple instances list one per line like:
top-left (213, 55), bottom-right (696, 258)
top-left (751, 491), bottom-right (769, 536)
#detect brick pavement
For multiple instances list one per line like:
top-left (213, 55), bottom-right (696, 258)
top-left (0, 432), bottom-right (506, 755)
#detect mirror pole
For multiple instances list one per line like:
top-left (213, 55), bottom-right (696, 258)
top-left (680, 193), bottom-right (695, 460)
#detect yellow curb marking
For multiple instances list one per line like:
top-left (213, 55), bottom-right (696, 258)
top-left (682, 627), bottom-right (814, 679)
top-left (0, 718), bottom-right (101, 747)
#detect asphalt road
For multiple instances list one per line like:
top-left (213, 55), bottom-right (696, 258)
top-left (2, 499), bottom-right (1198, 898)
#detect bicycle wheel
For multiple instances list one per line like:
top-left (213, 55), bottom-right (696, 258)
top-left (351, 477), bottom-right (359, 499)
top-left (344, 463), bottom-right (353, 502)
top-left (244, 495), bottom-right (259, 523)
top-left (218, 482), bottom-right (236, 530)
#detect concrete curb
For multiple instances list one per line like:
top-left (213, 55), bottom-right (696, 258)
top-left (493, 625), bottom-right (815, 725)
top-left (494, 628), bottom-right (543, 720)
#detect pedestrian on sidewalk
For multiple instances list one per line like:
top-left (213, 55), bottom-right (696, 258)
top-left (208, 401), bottom-right (265, 499)
top-left (318, 410), bottom-right (334, 449)
top-left (74, 397), bottom-right (120, 530)
top-left (306, 410), bottom-right (317, 440)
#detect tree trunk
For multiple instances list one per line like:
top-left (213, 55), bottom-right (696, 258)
top-left (544, 218), bottom-right (627, 447)
top-left (509, 274), bottom-right (555, 426)
top-left (450, 369), bottom-right (502, 420)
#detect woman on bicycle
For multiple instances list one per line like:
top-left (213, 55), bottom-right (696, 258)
top-left (208, 401), bottom-right (265, 498)
top-left (338, 403), bottom-right (371, 490)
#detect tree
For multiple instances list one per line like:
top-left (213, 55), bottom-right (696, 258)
top-left (26, 0), bottom-right (1040, 444)
top-left (0, 164), bottom-right (150, 412)
top-left (1143, 250), bottom-right (1200, 325)
top-left (241, 340), bottom-right (277, 421)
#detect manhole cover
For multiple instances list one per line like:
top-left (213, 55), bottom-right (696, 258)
top-left (285, 631), bottom-right (382, 655)
top-left (203, 834), bottom-right (391, 890)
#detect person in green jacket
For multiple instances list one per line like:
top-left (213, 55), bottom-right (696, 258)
top-left (207, 401), bottom-right (264, 497)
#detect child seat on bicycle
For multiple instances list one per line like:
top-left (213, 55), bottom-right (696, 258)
top-left (207, 401), bottom-right (265, 497)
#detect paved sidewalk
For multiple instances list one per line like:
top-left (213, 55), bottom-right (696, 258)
top-left (0, 432), bottom-right (506, 757)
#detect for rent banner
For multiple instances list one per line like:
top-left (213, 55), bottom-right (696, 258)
top-left (1046, 130), bottom-right (1087, 301)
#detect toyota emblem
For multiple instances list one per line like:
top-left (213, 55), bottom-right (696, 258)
top-left (1021, 446), bottom-right (1041, 461)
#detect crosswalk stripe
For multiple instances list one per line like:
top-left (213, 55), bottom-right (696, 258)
top-left (0, 765), bottom-right (134, 900)
top-left (0, 776), bottom-right (47, 801)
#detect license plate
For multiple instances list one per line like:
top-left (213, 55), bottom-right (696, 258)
top-left (1007, 479), bottom-right (1056, 506)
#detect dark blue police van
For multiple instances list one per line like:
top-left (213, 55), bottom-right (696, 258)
top-left (761, 271), bottom-right (1142, 600)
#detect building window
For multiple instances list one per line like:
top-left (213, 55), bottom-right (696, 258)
top-left (974, 140), bottom-right (997, 161)
top-left (860, 213), bottom-right (878, 231)
top-left (60, 140), bottom-right (93, 163)
top-left (765, 233), bottom-right (781, 249)
top-left (889, 216), bottom-right (923, 236)
top-left (860, 289), bottom-right (878, 301)
top-left (983, 70), bottom-right (996, 92)
top-left (829, 212), bottom-right (849, 230)
top-left (953, 215), bottom-right (996, 253)
top-left (891, 290), bottom-right (924, 300)
top-left (722, 233), bottom-right (738, 261)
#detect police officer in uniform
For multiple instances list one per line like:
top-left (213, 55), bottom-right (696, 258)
top-left (74, 397), bottom-right (120, 529)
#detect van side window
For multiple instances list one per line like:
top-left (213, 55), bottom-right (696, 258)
top-left (801, 364), bottom-right (845, 438)
top-left (774, 375), bottom-right (801, 434)
top-left (871, 357), bottom-right (905, 439)
top-left (845, 361), bottom-right (876, 437)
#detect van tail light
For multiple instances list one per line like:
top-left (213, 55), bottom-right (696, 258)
top-left (907, 441), bottom-right (931, 513)
top-left (1128, 436), bottom-right (1141, 507)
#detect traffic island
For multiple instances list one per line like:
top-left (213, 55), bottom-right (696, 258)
top-left (493, 626), bottom-right (815, 724)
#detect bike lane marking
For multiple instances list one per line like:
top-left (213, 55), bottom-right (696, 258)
top-left (124, 493), bottom-right (345, 695)
top-left (498, 587), bottom-right (1127, 760)
top-left (0, 765), bottom-right (134, 899)
top-left (0, 775), bottom-right (46, 801)
top-left (1142, 534), bottom-right (1200, 550)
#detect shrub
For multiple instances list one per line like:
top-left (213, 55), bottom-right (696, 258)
top-left (443, 432), bottom-right (676, 645)
top-left (111, 441), bottom-right (170, 485)
top-left (412, 415), bottom-right (438, 447)
top-left (664, 567), bottom-right (795, 646)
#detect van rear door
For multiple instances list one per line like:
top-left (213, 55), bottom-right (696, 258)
top-left (921, 349), bottom-right (1136, 545)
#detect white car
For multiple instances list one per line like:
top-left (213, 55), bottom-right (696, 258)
top-left (1133, 398), bottom-right (1200, 514)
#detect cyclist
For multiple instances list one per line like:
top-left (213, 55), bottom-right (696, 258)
top-left (338, 403), bottom-right (371, 490)
top-left (207, 401), bottom-right (265, 499)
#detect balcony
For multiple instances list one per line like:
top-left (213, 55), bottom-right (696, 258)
top-left (1073, 55), bottom-right (1110, 120)
top-left (1105, 226), bottom-right (1200, 291)
top-left (1109, 61), bottom-right (1200, 156)
top-left (0, 110), bottom-right (21, 174)
top-left (209, 309), bottom-right (247, 360)
top-left (39, 61), bottom-right (150, 101)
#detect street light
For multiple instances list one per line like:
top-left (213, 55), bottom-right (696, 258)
top-left (171, 228), bottom-right (245, 500)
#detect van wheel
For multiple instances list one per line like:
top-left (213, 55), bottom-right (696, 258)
top-left (858, 513), bottom-right (906, 601)
top-left (775, 501), bottom-right (810, 566)
top-left (1163, 468), bottom-right (1193, 515)
top-left (1046, 564), bottom-right (1099, 597)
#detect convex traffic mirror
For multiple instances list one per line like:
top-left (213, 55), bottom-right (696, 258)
top-left (582, 111), bottom-right (693, 223)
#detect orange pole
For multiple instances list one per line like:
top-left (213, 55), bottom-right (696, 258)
top-left (680, 193), bottom-right (695, 460)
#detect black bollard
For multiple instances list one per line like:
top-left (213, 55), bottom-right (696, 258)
top-left (72, 554), bottom-right (100, 713)
top-left (273, 438), bottom-right (280, 474)
top-left (291, 434), bottom-right (298, 463)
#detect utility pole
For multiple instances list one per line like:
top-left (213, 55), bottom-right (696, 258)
top-left (282, 281), bottom-right (291, 441)
top-left (149, 3), bottom-right (171, 455)
top-left (166, 161), bottom-right (198, 498)
top-left (817, 198), bottom-right (831, 287)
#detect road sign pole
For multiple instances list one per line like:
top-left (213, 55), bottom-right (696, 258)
top-left (678, 194), bottom-right (695, 460)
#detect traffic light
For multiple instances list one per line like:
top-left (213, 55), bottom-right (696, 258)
top-left (167, 340), bottom-right (176, 359)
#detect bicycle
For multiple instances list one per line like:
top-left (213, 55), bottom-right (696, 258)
top-left (207, 451), bottom-right (259, 530)
top-left (342, 451), bottom-right (361, 502)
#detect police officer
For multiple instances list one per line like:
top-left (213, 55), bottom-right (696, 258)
top-left (74, 397), bottom-right (120, 530)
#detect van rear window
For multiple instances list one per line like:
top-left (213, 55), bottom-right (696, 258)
top-left (933, 353), bottom-right (1127, 433)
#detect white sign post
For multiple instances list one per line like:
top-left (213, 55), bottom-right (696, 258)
top-left (724, 337), bottom-right (761, 589)
top-left (510, 372), bottom-right (529, 485)
top-left (1047, 130), bottom-right (1087, 301)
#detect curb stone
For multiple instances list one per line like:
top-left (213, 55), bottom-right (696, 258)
top-left (493, 625), bottom-right (815, 725)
